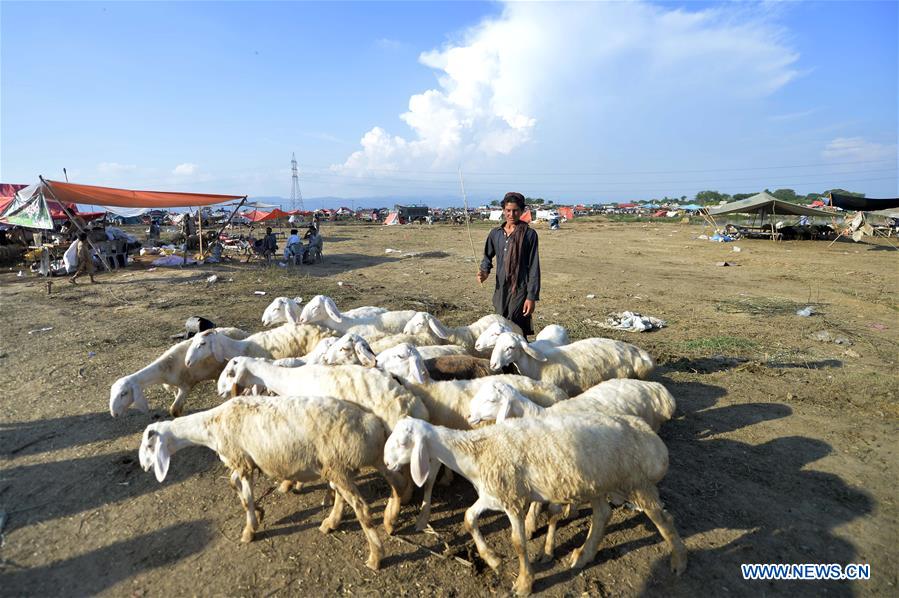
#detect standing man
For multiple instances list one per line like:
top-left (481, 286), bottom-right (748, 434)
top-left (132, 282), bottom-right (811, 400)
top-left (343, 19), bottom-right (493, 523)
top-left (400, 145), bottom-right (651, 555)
top-left (70, 232), bottom-right (96, 284)
top-left (477, 192), bottom-right (540, 337)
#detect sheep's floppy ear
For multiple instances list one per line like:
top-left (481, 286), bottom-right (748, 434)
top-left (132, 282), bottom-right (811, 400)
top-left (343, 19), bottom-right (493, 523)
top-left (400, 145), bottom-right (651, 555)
top-left (496, 395), bottom-right (513, 423)
top-left (355, 340), bottom-right (377, 367)
top-left (412, 359), bottom-right (428, 384)
top-left (521, 341), bottom-right (547, 362)
top-left (133, 383), bottom-right (149, 413)
top-left (285, 300), bottom-right (300, 325)
top-left (410, 434), bottom-right (430, 487)
top-left (153, 435), bottom-right (171, 482)
top-left (324, 297), bottom-right (342, 322)
top-left (210, 335), bottom-right (227, 363)
top-left (427, 316), bottom-right (451, 339)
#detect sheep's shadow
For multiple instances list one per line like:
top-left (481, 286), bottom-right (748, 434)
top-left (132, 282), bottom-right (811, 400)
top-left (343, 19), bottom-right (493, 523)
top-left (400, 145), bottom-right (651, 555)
top-left (0, 519), bottom-right (213, 595)
top-left (0, 411), bottom-right (139, 458)
top-left (1, 447), bottom-right (218, 532)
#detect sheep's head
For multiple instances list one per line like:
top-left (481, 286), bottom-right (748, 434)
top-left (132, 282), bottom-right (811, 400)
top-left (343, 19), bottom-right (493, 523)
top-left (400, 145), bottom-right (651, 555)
top-left (217, 357), bottom-right (252, 397)
top-left (402, 312), bottom-right (450, 339)
top-left (535, 324), bottom-right (570, 345)
top-left (185, 330), bottom-right (223, 367)
top-left (109, 377), bottom-right (148, 417)
top-left (474, 321), bottom-right (513, 352)
top-left (262, 296), bottom-right (303, 326)
top-left (304, 337), bottom-right (338, 365)
top-left (139, 423), bottom-right (172, 482)
top-left (298, 295), bottom-right (342, 326)
top-left (490, 332), bottom-right (546, 370)
top-left (383, 417), bottom-right (431, 487)
top-left (325, 333), bottom-right (377, 367)
top-left (468, 381), bottom-right (522, 425)
top-left (376, 343), bottom-right (428, 384)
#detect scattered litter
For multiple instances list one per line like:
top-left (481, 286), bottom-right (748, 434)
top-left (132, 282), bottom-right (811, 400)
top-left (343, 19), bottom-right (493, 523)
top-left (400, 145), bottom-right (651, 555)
top-left (715, 261), bottom-right (734, 267)
top-left (28, 327), bottom-right (53, 335)
top-left (710, 233), bottom-right (734, 242)
top-left (870, 322), bottom-right (888, 331)
top-left (277, 262), bottom-right (287, 268)
top-left (385, 248), bottom-right (401, 253)
top-left (844, 349), bottom-right (860, 358)
top-left (588, 311), bottom-right (666, 332)
top-left (732, 246), bottom-right (742, 252)
top-left (586, 294), bottom-right (596, 299)
top-left (205, 274), bottom-right (219, 285)
top-left (337, 281), bottom-right (345, 286)
top-left (88, 351), bottom-right (97, 358)
top-left (147, 267), bottom-right (157, 272)
top-left (697, 234), bottom-right (709, 240)
top-left (253, 291), bottom-right (267, 296)
top-left (16, 271), bottom-right (24, 277)
top-left (796, 306), bottom-right (816, 317)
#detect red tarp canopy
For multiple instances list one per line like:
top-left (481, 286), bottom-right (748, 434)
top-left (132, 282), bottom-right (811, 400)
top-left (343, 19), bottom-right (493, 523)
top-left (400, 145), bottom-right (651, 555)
top-left (520, 209), bottom-right (532, 223)
top-left (558, 207), bottom-right (574, 220)
top-left (243, 209), bottom-right (276, 222)
top-left (44, 179), bottom-right (244, 208)
top-left (0, 183), bottom-right (27, 199)
top-left (653, 209), bottom-right (668, 217)
top-left (618, 203), bottom-right (638, 208)
top-left (267, 208), bottom-right (289, 219)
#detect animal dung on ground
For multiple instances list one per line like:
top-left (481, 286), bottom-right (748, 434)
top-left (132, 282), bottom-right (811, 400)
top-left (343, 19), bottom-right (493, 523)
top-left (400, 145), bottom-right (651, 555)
top-left (796, 306), bottom-right (815, 317)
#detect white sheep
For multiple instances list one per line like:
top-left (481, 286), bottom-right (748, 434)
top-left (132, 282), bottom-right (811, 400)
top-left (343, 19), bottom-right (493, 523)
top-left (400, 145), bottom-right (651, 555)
top-left (467, 378), bottom-right (677, 543)
top-left (184, 323), bottom-right (336, 368)
top-left (490, 332), bottom-right (655, 396)
top-left (138, 395), bottom-right (403, 569)
top-left (109, 327), bottom-right (251, 418)
top-left (474, 322), bottom-right (569, 353)
top-left (261, 296), bottom-right (304, 326)
top-left (367, 332), bottom-right (453, 354)
top-left (376, 343), bottom-right (568, 530)
top-left (415, 344), bottom-right (470, 360)
top-left (320, 333), bottom-right (378, 367)
top-left (383, 415), bottom-right (687, 596)
top-left (468, 378), bottom-right (676, 432)
top-left (216, 358), bottom-right (429, 429)
top-left (262, 296), bottom-right (387, 327)
top-left (297, 295), bottom-right (416, 335)
top-left (402, 312), bottom-right (522, 355)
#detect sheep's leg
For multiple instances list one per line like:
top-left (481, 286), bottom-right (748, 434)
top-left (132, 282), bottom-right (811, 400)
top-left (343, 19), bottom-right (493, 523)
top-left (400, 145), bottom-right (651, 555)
top-left (568, 499), bottom-right (611, 569)
top-left (168, 387), bottom-right (190, 418)
top-left (228, 471), bottom-right (240, 491)
top-left (377, 464), bottom-right (404, 535)
top-left (437, 467), bottom-right (454, 486)
top-left (538, 503), bottom-right (567, 563)
top-left (278, 480), bottom-right (304, 493)
top-left (330, 475), bottom-right (383, 571)
top-left (414, 460), bottom-right (442, 531)
top-left (464, 496), bottom-right (502, 571)
top-left (319, 490), bottom-right (345, 533)
top-left (237, 475), bottom-right (263, 543)
top-left (524, 502), bottom-right (543, 539)
top-left (399, 467), bottom-right (414, 505)
top-left (632, 486), bottom-right (687, 575)
top-left (508, 510), bottom-right (535, 596)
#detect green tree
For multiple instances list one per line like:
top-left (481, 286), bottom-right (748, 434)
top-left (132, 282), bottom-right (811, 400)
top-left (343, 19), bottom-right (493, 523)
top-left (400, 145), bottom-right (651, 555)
top-left (823, 188), bottom-right (865, 198)
top-left (490, 199), bottom-right (500, 206)
top-left (526, 197), bottom-right (545, 205)
top-left (771, 188), bottom-right (801, 203)
top-left (732, 193), bottom-right (754, 201)
top-left (695, 190), bottom-right (730, 205)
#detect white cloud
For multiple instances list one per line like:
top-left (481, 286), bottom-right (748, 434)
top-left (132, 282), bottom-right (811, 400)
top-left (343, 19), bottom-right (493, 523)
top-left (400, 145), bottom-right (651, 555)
top-left (97, 162), bottom-right (136, 174)
top-left (822, 137), bottom-right (897, 163)
top-left (335, 1), bottom-right (800, 175)
top-left (172, 163), bottom-right (199, 176)
top-left (768, 109), bottom-right (816, 122)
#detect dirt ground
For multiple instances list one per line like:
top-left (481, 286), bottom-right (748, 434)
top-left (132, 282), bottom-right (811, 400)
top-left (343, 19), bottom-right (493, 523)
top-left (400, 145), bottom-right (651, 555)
top-left (1, 219), bottom-right (896, 597)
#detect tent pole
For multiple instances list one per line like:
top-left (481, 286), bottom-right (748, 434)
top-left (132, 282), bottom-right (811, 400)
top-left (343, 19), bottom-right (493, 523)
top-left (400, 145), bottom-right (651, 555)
top-left (198, 209), bottom-right (204, 259)
top-left (40, 176), bottom-right (114, 272)
top-left (213, 196), bottom-right (247, 243)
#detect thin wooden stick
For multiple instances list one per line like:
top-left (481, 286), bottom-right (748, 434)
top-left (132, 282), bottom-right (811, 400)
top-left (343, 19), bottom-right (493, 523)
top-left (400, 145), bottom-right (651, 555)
top-left (389, 534), bottom-right (474, 568)
top-left (458, 168), bottom-right (477, 261)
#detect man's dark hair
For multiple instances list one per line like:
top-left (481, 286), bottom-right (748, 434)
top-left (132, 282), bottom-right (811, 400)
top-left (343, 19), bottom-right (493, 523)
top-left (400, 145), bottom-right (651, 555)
top-left (266, 227), bottom-right (273, 234)
top-left (78, 232), bottom-right (88, 241)
top-left (501, 192), bottom-right (526, 210)
top-left (290, 229), bottom-right (298, 235)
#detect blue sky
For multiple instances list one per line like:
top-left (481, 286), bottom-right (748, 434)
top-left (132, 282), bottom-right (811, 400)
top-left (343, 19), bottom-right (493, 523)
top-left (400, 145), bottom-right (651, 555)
top-left (2, 1), bottom-right (896, 208)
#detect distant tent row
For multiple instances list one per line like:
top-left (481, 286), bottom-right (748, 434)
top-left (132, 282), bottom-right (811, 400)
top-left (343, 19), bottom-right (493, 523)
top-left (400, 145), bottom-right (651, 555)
top-left (705, 191), bottom-right (834, 218)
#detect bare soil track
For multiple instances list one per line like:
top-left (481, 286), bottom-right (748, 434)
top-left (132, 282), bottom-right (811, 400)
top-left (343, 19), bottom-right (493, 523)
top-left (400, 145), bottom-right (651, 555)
top-left (1, 220), bottom-right (896, 597)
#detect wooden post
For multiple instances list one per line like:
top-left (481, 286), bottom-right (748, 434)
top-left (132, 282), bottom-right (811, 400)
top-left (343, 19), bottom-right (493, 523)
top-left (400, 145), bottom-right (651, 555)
top-left (40, 177), bottom-right (113, 272)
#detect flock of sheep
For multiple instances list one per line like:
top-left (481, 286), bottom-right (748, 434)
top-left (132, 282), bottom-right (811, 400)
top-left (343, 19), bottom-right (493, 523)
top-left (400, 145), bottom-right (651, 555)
top-left (109, 295), bottom-right (686, 596)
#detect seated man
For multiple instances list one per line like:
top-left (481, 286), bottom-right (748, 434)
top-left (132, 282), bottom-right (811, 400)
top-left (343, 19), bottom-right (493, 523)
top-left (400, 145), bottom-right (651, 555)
top-left (261, 227), bottom-right (278, 258)
top-left (303, 230), bottom-right (323, 263)
top-left (283, 228), bottom-right (301, 261)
